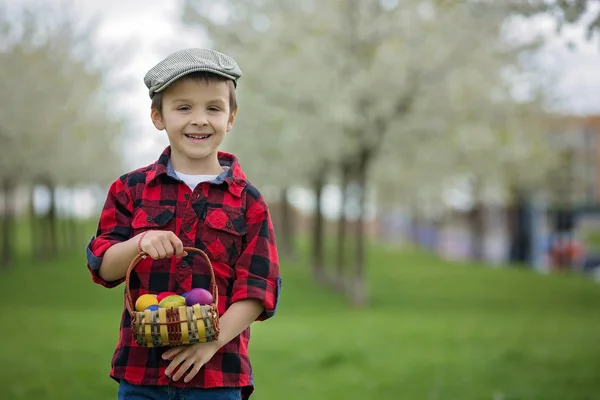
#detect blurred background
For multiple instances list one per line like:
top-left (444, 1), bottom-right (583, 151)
top-left (1, 0), bottom-right (600, 399)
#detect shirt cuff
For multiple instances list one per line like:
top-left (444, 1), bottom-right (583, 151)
top-left (86, 236), bottom-right (125, 288)
top-left (231, 275), bottom-right (282, 321)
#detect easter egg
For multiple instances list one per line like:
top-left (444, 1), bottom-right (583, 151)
top-left (156, 292), bottom-right (178, 302)
top-left (146, 304), bottom-right (160, 311)
top-left (159, 295), bottom-right (186, 309)
top-left (185, 288), bottom-right (213, 306)
top-left (135, 294), bottom-right (159, 312)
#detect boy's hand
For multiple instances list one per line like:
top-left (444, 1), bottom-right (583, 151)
top-left (163, 341), bottom-right (221, 383)
top-left (138, 230), bottom-right (187, 260)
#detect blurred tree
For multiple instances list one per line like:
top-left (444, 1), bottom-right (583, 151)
top-left (0, 2), bottom-right (126, 265)
top-left (489, 0), bottom-right (600, 262)
top-left (371, 33), bottom-right (557, 261)
top-left (182, 0), bottom-right (346, 276)
top-left (181, 0), bottom-right (562, 305)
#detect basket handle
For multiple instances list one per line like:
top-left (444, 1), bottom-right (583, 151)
top-left (125, 247), bottom-right (219, 317)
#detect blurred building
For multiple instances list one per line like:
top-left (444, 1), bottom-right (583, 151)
top-left (545, 114), bottom-right (600, 206)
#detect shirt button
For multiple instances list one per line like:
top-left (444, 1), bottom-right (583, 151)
top-left (146, 216), bottom-right (153, 222)
top-left (184, 193), bottom-right (190, 200)
top-left (181, 260), bottom-right (188, 267)
top-left (226, 221), bottom-right (233, 228)
top-left (184, 225), bottom-right (191, 232)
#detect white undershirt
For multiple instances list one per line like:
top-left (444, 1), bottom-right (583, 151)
top-left (174, 171), bottom-right (219, 191)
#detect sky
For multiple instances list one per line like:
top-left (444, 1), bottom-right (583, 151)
top-left (73, 0), bottom-right (209, 170)
top-left (526, 6), bottom-right (600, 115)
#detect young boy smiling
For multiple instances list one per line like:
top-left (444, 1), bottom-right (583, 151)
top-left (86, 49), bottom-right (281, 400)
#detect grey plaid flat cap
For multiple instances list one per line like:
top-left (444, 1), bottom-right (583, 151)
top-left (143, 48), bottom-right (242, 98)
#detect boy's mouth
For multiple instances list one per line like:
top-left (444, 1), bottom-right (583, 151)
top-left (184, 134), bottom-right (211, 141)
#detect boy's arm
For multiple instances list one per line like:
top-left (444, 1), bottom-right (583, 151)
top-left (163, 188), bottom-right (281, 382)
top-left (86, 177), bottom-right (135, 287)
top-left (99, 230), bottom-right (186, 282)
top-left (214, 299), bottom-right (264, 345)
top-left (87, 178), bottom-right (186, 285)
top-left (95, 236), bottom-right (141, 283)
top-left (230, 186), bottom-right (282, 321)
top-left (163, 298), bottom-right (265, 382)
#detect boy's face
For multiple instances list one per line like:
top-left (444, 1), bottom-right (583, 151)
top-left (151, 78), bottom-right (236, 172)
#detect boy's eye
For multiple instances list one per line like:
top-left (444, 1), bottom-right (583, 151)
top-left (178, 106), bottom-right (191, 111)
top-left (208, 106), bottom-right (221, 112)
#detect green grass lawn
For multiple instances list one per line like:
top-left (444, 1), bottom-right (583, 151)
top-left (0, 239), bottom-right (599, 399)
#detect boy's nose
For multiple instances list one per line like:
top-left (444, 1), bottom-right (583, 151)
top-left (191, 111), bottom-right (208, 126)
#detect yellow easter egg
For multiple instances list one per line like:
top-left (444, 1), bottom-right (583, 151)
top-left (158, 295), bottom-right (186, 309)
top-left (135, 294), bottom-right (159, 312)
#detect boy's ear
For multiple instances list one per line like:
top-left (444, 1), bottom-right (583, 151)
top-left (227, 108), bottom-right (238, 132)
top-left (151, 109), bottom-right (165, 130)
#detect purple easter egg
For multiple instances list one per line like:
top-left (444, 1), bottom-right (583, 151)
top-left (185, 288), bottom-right (213, 306)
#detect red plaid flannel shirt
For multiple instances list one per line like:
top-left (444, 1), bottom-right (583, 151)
top-left (86, 147), bottom-right (281, 399)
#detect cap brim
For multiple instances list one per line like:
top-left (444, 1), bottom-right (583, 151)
top-left (151, 66), bottom-right (238, 97)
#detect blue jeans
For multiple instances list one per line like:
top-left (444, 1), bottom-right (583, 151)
top-left (118, 380), bottom-right (242, 400)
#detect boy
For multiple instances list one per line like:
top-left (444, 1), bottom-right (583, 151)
top-left (86, 48), bottom-right (281, 400)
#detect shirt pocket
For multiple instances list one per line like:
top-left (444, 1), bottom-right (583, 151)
top-left (201, 206), bottom-right (247, 268)
top-left (131, 206), bottom-right (176, 234)
top-left (130, 205), bottom-right (177, 274)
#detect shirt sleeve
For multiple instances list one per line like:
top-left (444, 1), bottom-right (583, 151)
top-left (86, 177), bottom-right (134, 288)
top-left (231, 187), bottom-right (282, 321)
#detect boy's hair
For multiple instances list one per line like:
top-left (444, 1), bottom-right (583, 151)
top-left (151, 71), bottom-right (238, 115)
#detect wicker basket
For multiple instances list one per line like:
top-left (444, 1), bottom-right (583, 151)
top-left (125, 247), bottom-right (220, 347)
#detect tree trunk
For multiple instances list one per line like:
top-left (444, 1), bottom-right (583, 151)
top-left (335, 160), bottom-right (352, 291)
top-left (39, 179), bottom-right (58, 258)
top-left (63, 188), bottom-right (81, 250)
top-left (468, 179), bottom-right (486, 261)
top-left (350, 151), bottom-right (369, 307)
top-left (278, 186), bottom-right (296, 260)
top-left (69, 216), bottom-right (79, 248)
top-left (312, 166), bottom-right (327, 284)
top-left (59, 189), bottom-right (72, 251)
top-left (469, 202), bottom-right (485, 261)
top-left (49, 183), bottom-right (58, 256)
top-left (0, 177), bottom-right (15, 268)
top-left (507, 187), bottom-right (531, 265)
top-left (29, 184), bottom-right (41, 259)
top-left (0, 183), bottom-right (5, 268)
top-left (68, 190), bottom-right (79, 249)
top-left (63, 191), bottom-right (71, 249)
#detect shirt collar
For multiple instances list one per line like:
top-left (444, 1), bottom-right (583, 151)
top-left (147, 146), bottom-right (247, 197)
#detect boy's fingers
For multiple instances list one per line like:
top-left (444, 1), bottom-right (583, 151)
top-left (153, 241), bottom-right (167, 259)
top-left (161, 239), bottom-right (175, 258)
top-left (162, 346), bottom-right (186, 360)
top-left (171, 235), bottom-right (184, 258)
top-left (164, 359), bottom-right (178, 377)
top-left (145, 247), bottom-right (159, 260)
top-left (169, 234), bottom-right (188, 257)
top-left (172, 359), bottom-right (194, 381)
top-left (184, 363), bottom-right (203, 383)
top-left (165, 351), bottom-right (189, 377)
